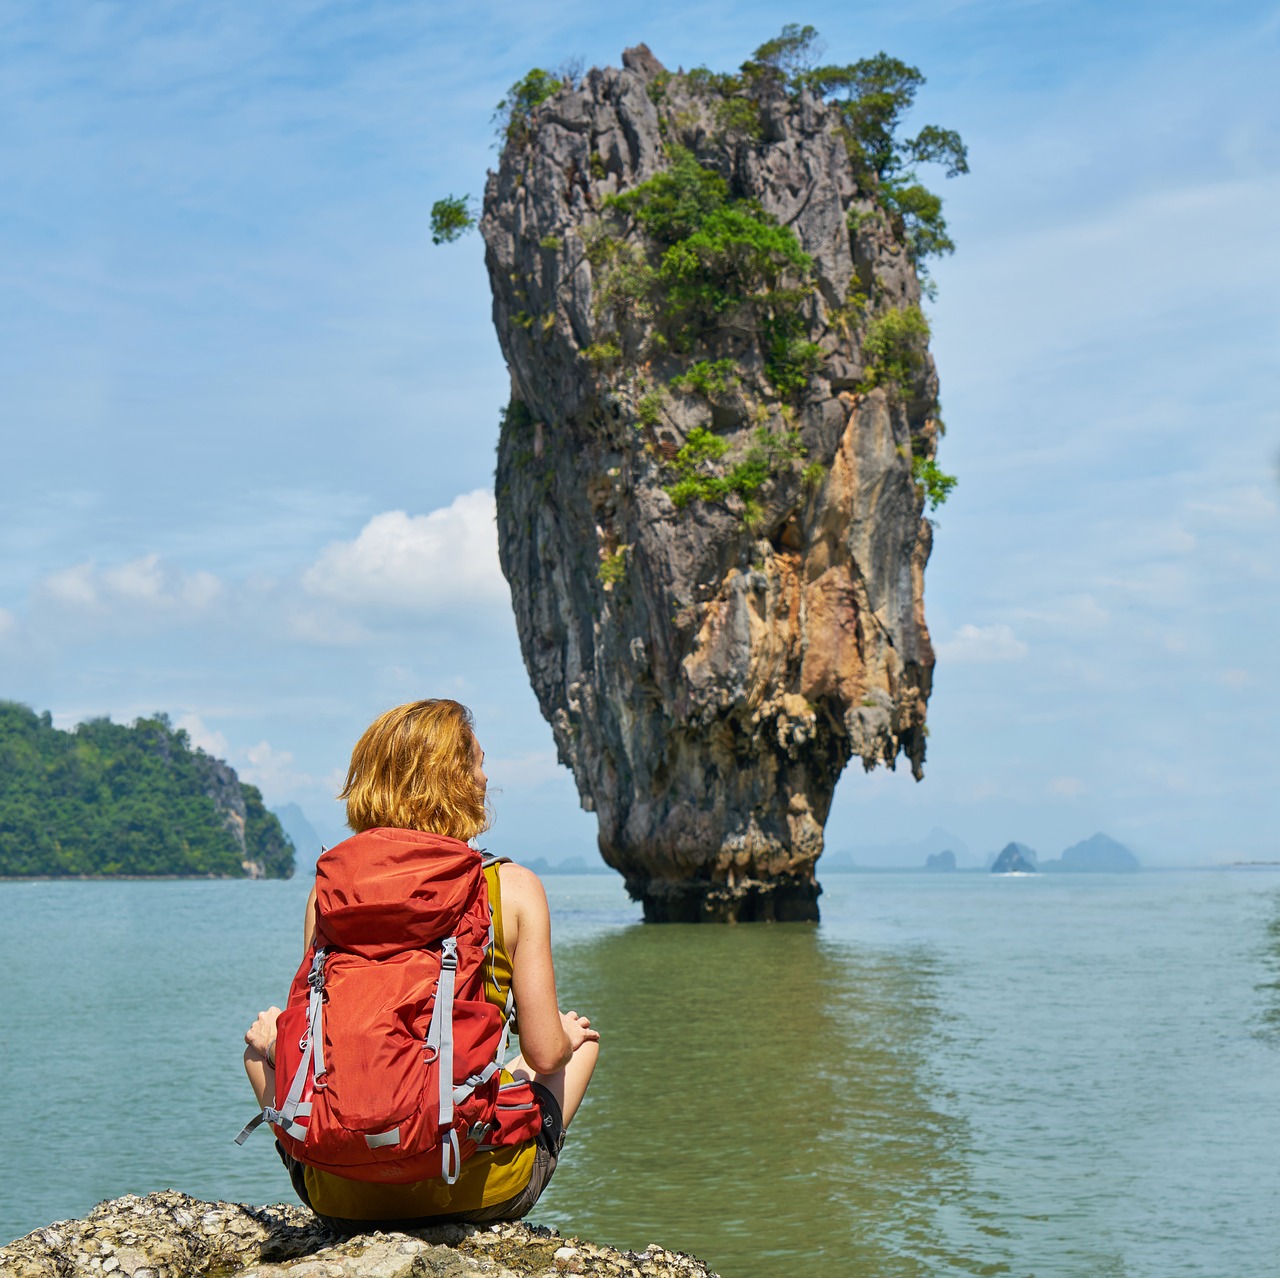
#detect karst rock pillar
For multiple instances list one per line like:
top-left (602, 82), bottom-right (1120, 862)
top-left (481, 47), bottom-right (937, 921)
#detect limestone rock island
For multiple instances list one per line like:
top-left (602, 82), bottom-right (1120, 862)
top-left (477, 34), bottom-right (961, 921)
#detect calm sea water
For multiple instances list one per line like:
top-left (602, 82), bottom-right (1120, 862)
top-left (3, 869), bottom-right (1279, 1277)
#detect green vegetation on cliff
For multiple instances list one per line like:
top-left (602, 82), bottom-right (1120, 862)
top-left (741, 25), bottom-right (969, 274)
top-left (442, 24), bottom-right (962, 517)
top-left (440, 25), bottom-right (967, 279)
top-left (598, 145), bottom-right (819, 396)
top-left (0, 702), bottom-right (294, 878)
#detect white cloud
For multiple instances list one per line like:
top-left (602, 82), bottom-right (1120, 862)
top-left (1015, 593), bottom-right (1109, 633)
top-left (175, 712), bottom-right (230, 758)
top-left (241, 740), bottom-right (314, 799)
top-left (1048, 776), bottom-right (1083, 798)
top-left (43, 561), bottom-right (98, 606)
top-left (284, 606), bottom-right (372, 647)
top-left (181, 570), bottom-right (222, 608)
top-left (937, 623), bottom-right (1029, 663)
top-left (487, 750), bottom-right (565, 788)
top-left (1187, 485), bottom-right (1279, 527)
top-left (37, 554), bottom-right (224, 615)
top-left (101, 554), bottom-right (165, 602)
top-left (302, 490), bottom-right (505, 609)
top-left (0, 607), bottom-right (14, 638)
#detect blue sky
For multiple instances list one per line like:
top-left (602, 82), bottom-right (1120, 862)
top-left (1, 0), bottom-right (1276, 866)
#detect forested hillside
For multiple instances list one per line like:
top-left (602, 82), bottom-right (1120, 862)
top-left (0, 702), bottom-right (294, 878)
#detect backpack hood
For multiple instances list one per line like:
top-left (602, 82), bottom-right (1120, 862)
top-left (314, 828), bottom-right (484, 958)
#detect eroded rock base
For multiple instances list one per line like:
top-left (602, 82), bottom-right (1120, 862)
top-left (0, 1191), bottom-right (720, 1278)
top-left (631, 876), bottom-right (821, 923)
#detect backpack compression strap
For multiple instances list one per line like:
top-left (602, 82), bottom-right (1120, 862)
top-left (234, 947), bottom-right (327, 1146)
top-left (424, 935), bottom-right (461, 1182)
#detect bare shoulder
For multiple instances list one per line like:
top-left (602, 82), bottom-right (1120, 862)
top-left (497, 861), bottom-right (551, 957)
top-left (498, 860), bottom-right (548, 908)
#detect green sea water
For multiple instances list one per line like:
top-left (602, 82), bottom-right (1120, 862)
top-left (3, 869), bottom-right (1279, 1276)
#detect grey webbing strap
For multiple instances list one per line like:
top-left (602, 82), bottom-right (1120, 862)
top-left (441, 1128), bottom-right (461, 1184)
top-left (435, 938), bottom-right (458, 1127)
top-left (276, 1033), bottom-right (313, 1130)
top-left (306, 949), bottom-right (327, 1082)
top-left (235, 953), bottom-right (325, 1148)
top-left (237, 1096), bottom-right (311, 1146)
top-left (364, 1127), bottom-right (401, 1149)
top-left (234, 1112), bottom-right (265, 1145)
top-left (452, 1059), bottom-right (500, 1107)
top-left (423, 939), bottom-right (452, 1064)
top-left (424, 937), bottom-right (459, 1180)
top-left (276, 947), bottom-right (326, 1133)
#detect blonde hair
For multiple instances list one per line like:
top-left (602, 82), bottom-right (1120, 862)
top-left (339, 699), bottom-right (489, 841)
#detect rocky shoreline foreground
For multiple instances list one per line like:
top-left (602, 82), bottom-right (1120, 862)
top-left (0, 1192), bottom-right (720, 1278)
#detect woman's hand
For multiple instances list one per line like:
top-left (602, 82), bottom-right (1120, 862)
top-left (245, 1007), bottom-right (281, 1066)
top-left (560, 1010), bottom-right (600, 1053)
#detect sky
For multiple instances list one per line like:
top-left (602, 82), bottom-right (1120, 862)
top-left (1, 0), bottom-right (1276, 868)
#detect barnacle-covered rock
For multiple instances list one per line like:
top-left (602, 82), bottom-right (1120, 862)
top-left (1, 1192), bottom-right (720, 1278)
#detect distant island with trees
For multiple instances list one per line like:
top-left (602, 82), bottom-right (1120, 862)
top-left (822, 831), bottom-right (1143, 872)
top-left (0, 701), bottom-right (294, 878)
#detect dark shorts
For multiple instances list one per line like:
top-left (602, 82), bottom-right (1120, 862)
top-left (279, 1081), bottom-right (565, 1234)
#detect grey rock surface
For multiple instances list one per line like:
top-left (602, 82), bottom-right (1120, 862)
top-left (1043, 832), bottom-right (1140, 873)
top-left (0, 1192), bottom-right (720, 1278)
top-left (991, 843), bottom-right (1038, 874)
top-left (482, 47), bottom-right (938, 921)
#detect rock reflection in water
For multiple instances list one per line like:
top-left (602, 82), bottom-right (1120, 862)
top-left (534, 922), bottom-right (1007, 1278)
top-left (1253, 889), bottom-right (1280, 1041)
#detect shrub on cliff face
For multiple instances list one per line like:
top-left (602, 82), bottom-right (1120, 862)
top-left (701, 30), bottom-right (969, 277)
top-left (857, 304), bottom-right (931, 394)
top-left (600, 145), bottom-right (817, 399)
top-left (494, 68), bottom-right (566, 144)
top-left (604, 147), bottom-right (814, 359)
top-left (664, 425), bottom-right (806, 520)
top-left (430, 195), bottom-right (476, 245)
top-left (605, 147), bottom-right (728, 243)
top-left (744, 23), bottom-right (825, 84)
top-left (670, 359), bottom-right (739, 398)
top-left (912, 455), bottom-right (958, 510)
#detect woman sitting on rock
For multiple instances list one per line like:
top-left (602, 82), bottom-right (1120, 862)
top-left (241, 698), bottom-right (600, 1230)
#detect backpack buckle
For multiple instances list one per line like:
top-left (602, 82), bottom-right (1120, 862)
top-left (440, 937), bottom-right (459, 971)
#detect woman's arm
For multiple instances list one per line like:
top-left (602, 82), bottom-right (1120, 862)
top-left (244, 883), bottom-right (317, 1109)
top-left (500, 861), bottom-right (598, 1074)
top-left (303, 884), bottom-right (317, 952)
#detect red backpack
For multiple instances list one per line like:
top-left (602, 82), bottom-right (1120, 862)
top-left (236, 829), bottom-right (542, 1184)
